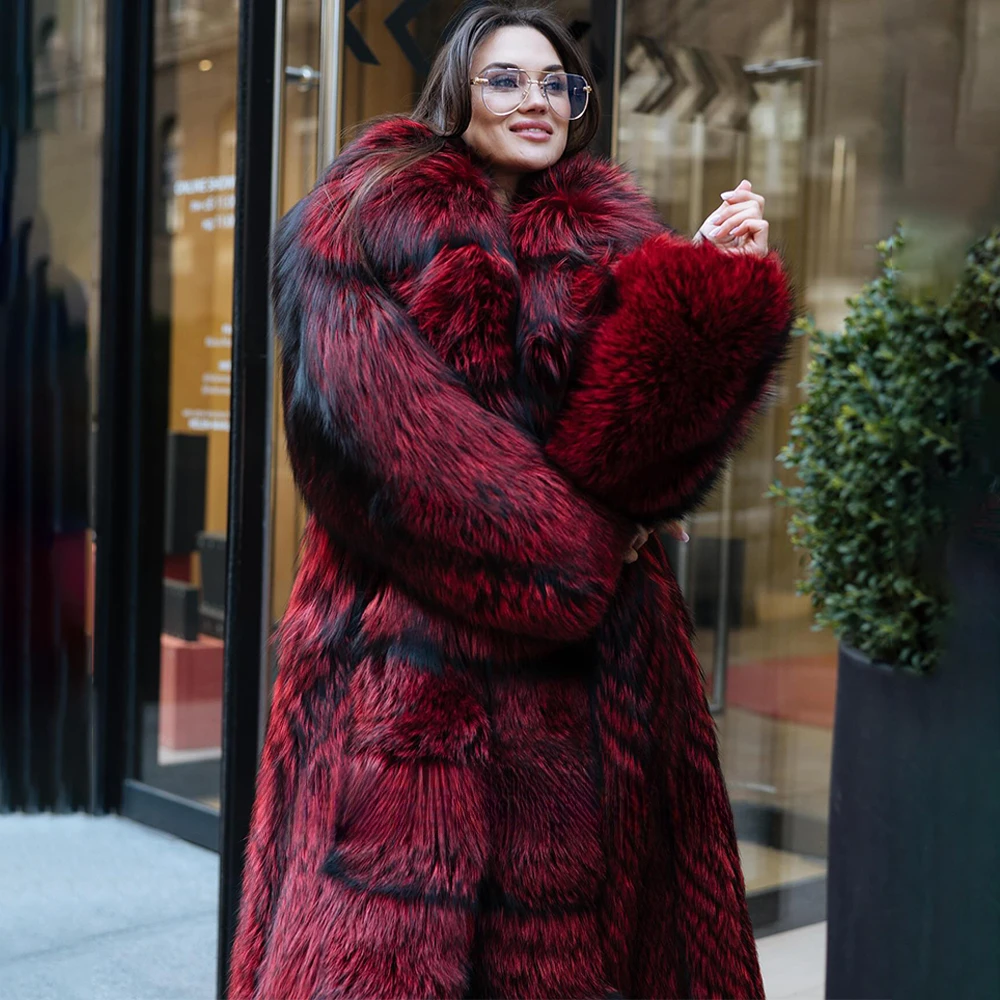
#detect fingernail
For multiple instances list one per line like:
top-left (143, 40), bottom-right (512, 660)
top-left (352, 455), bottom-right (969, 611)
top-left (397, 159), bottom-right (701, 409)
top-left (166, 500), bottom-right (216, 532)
top-left (710, 226), bottom-right (721, 237)
top-left (721, 190), bottom-right (735, 199)
top-left (681, 531), bottom-right (690, 543)
top-left (710, 214), bottom-right (723, 224)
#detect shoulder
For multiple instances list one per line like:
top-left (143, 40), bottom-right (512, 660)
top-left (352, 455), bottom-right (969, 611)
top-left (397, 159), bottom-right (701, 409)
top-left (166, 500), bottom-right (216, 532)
top-left (270, 123), bottom-right (437, 347)
top-left (340, 115), bottom-right (436, 159)
top-left (513, 154), bottom-right (665, 259)
top-left (283, 116), bottom-right (506, 274)
top-left (278, 117), bottom-right (433, 264)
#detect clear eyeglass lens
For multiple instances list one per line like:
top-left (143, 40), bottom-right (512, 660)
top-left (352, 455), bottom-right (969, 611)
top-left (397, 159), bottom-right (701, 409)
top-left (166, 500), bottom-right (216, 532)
top-left (480, 70), bottom-right (589, 120)
top-left (479, 70), bottom-right (529, 114)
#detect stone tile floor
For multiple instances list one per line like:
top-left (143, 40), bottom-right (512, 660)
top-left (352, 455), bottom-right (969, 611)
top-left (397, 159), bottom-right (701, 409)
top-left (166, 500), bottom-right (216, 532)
top-left (759, 921), bottom-right (827, 999)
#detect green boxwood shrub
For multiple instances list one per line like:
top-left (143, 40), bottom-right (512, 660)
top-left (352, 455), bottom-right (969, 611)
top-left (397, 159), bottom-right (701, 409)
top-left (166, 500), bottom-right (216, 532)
top-left (770, 229), bottom-right (1000, 672)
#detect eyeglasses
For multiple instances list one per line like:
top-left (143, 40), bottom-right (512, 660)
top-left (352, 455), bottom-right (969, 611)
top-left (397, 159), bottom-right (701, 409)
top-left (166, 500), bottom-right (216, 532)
top-left (470, 68), bottom-right (592, 121)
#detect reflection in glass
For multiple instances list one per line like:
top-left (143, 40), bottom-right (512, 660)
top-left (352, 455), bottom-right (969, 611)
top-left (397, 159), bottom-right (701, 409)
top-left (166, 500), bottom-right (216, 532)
top-left (0, 0), bottom-right (105, 811)
top-left (140, 0), bottom-right (243, 807)
top-left (617, 1), bottom-right (833, 909)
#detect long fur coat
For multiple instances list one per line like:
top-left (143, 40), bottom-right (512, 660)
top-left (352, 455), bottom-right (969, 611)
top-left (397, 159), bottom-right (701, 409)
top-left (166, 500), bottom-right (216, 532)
top-left (229, 117), bottom-right (793, 1000)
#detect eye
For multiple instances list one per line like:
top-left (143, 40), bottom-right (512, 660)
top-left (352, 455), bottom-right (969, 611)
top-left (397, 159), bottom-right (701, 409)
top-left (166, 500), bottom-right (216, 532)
top-left (488, 73), bottom-right (522, 90)
top-left (544, 75), bottom-right (568, 93)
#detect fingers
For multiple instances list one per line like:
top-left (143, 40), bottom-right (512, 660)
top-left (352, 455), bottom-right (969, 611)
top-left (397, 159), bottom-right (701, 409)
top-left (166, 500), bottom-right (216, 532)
top-left (730, 216), bottom-right (769, 238)
top-left (726, 217), bottom-right (770, 256)
top-left (722, 180), bottom-right (763, 201)
top-left (625, 524), bottom-right (656, 563)
top-left (707, 179), bottom-right (765, 242)
top-left (700, 180), bottom-right (763, 239)
top-left (719, 180), bottom-right (764, 210)
top-left (625, 525), bottom-right (648, 564)
top-left (715, 191), bottom-right (764, 215)
top-left (697, 205), bottom-right (727, 241)
top-left (708, 199), bottom-right (762, 229)
top-left (710, 205), bottom-right (761, 242)
top-left (626, 521), bottom-right (692, 562)
top-left (663, 522), bottom-right (691, 543)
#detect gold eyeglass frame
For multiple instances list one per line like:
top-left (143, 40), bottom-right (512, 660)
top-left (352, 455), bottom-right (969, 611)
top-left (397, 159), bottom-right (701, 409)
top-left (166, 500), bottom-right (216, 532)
top-left (470, 70), bottom-right (593, 121)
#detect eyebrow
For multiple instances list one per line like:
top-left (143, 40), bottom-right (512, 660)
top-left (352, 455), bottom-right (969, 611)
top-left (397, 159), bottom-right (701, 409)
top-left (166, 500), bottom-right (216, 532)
top-left (481, 61), bottom-right (565, 72)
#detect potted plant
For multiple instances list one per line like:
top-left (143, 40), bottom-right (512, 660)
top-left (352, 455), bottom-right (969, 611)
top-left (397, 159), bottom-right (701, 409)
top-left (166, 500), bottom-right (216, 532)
top-left (770, 230), bottom-right (1000, 999)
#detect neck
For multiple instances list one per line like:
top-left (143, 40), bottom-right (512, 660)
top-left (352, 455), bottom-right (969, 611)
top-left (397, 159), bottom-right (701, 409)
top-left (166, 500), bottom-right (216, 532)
top-left (490, 168), bottom-right (520, 204)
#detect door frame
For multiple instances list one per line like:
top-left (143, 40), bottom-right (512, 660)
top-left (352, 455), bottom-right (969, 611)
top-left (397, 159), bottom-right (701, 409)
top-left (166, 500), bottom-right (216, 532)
top-left (214, 1), bottom-right (348, 994)
top-left (92, 0), bottom-right (157, 817)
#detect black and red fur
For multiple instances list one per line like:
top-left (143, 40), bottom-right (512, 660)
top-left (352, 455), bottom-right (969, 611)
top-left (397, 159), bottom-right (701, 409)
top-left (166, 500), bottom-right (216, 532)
top-left (230, 117), bottom-right (793, 999)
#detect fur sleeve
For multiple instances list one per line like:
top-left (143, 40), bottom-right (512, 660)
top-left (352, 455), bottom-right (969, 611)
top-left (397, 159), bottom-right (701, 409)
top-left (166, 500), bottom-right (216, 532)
top-left (545, 233), bottom-right (794, 522)
top-left (272, 147), bottom-right (634, 643)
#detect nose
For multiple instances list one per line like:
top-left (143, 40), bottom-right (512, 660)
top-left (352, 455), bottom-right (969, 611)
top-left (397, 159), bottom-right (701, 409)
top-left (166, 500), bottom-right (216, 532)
top-left (520, 80), bottom-right (548, 113)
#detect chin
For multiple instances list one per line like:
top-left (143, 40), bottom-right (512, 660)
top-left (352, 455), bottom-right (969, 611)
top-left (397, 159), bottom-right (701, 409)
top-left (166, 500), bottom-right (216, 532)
top-left (503, 147), bottom-right (563, 174)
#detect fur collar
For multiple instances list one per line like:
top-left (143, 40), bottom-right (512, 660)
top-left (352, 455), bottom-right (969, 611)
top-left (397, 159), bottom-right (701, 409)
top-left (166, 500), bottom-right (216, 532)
top-left (337, 116), bottom-right (664, 264)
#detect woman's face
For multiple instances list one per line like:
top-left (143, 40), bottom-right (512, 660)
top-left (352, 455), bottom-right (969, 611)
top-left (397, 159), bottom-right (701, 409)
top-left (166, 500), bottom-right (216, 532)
top-left (463, 26), bottom-right (570, 185)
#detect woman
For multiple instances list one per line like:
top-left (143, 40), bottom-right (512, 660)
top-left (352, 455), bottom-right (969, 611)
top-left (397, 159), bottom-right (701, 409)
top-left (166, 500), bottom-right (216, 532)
top-left (230, 4), bottom-right (792, 999)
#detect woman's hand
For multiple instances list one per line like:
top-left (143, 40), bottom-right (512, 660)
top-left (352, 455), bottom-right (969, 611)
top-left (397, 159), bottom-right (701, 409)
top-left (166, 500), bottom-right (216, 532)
top-left (625, 522), bottom-right (690, 563)
top-left (694, 179), bottom-right (769, 257)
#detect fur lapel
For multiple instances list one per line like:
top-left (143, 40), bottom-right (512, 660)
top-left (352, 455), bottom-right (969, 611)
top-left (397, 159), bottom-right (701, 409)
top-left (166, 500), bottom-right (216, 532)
top-left (510, 154), bottom-right (664, 430)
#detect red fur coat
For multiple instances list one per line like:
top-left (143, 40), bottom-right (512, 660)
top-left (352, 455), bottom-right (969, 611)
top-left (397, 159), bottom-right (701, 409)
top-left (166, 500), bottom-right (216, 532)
top-left (230, 117), bottom-right (793, 1000)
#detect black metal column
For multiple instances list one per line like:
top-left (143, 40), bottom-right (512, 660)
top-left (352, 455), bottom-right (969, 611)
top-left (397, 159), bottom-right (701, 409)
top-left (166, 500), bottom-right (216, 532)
top-left (92, 0), bottom-right (156, 813)
top-left (590, 0), bottom-right (624, 157)
top-left (216, 0), bottom-right (279, 993)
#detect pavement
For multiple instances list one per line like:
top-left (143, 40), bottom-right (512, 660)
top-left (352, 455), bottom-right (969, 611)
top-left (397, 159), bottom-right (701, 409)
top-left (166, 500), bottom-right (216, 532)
top-left (0, 812), bottom-right (826, 999)
top-left (758, 922), bottom-right (826, 999)
top-left (0, 814), bottom-right (217, 1000)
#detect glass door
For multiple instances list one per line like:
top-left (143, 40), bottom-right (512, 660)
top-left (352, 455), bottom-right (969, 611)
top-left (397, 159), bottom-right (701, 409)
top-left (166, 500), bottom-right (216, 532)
top-left (266, 0), bottom-right (322, 699)
top-left (614, 0), bottom-right (831, 933)
top-left (123, 0), bottom-right (243, 841)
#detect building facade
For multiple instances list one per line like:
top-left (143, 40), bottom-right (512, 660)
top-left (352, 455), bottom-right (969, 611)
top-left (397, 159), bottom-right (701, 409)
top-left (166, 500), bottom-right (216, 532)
top-left (2, 0), bottom-right (1000, 991)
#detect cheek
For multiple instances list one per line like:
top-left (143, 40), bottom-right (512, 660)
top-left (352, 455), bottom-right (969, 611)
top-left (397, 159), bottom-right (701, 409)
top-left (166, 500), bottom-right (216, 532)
top-left (468, 105), bottom-right (502, 153)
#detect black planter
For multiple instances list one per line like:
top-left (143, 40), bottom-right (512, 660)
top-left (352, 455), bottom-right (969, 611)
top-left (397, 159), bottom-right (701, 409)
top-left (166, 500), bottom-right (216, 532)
top-left (826, 541), bottom-right (1000, 999)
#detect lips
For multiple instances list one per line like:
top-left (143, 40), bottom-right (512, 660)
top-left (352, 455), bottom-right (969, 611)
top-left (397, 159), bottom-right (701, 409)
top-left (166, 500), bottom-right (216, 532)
top-left (509, 120), bottom-right (553, 136)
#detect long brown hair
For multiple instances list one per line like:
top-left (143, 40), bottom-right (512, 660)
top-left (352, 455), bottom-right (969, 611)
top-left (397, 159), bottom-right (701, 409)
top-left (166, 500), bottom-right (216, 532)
top-left (343, 2), bottom-right (600, 224)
